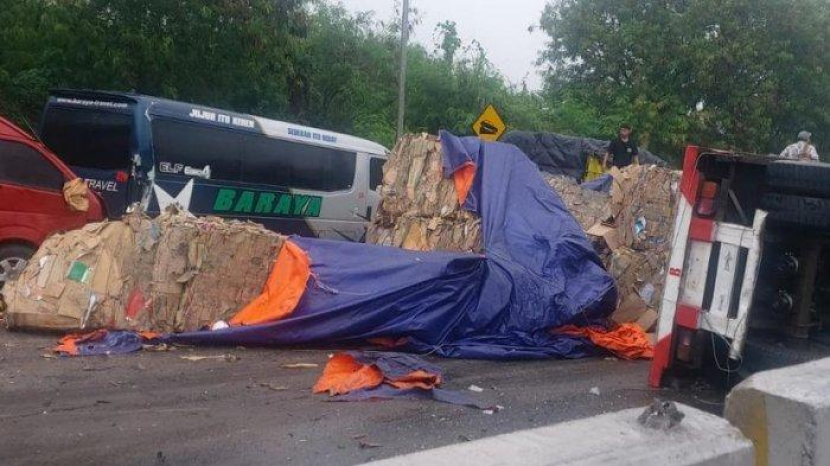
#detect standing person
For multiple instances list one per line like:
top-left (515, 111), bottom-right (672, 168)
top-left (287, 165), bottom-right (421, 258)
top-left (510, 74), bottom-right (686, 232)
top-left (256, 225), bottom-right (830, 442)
top-left (780, 131), bottom-right (819, 162)
top-left (603, 124), bottom-right (640, 169)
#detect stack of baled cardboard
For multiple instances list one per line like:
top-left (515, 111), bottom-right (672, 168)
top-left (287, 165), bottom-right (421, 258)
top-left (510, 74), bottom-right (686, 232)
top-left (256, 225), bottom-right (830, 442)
top-left (542, 174), bottom-right (611, 230)
top-left (599, 166), bottom-right (679, 331)
top-left (3, 210), bottom-right (283, 333)
top-left (367, 134), bottom-right (678, 333)
top-left (366, 133), bottom-right (482, 253)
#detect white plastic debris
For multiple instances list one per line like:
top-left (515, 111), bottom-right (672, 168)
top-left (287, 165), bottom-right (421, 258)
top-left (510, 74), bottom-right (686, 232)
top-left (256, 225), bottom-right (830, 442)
top-left (589, 386), bottom-right (601, 396)
top-left (468, 384), bottom-right (484, 393)
top-left (211, 320), bottom-right (230, 331)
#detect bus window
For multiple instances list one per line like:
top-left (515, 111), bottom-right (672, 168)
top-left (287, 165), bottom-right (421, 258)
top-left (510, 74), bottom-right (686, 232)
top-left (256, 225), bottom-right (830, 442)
top-left (369, 157), bottom-right (385, 191)
top-left (41, 107), bottom-right (133, 170)
top-left (151, 118), bottom-right (242, 181)
top-left (242, 135), bottom-right (356, 192)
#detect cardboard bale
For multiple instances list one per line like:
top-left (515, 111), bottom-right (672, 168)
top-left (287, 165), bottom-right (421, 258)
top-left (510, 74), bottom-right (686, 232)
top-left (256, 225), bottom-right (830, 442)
top-left (368, 213), bottom-right (481, 253)
top-left (3, 210), bottom-right (284, 333)
top-left (375, 133), bottom-right (461, 219)
top-left (3, 218), bottom-right (149, 332)
top-left (367, 133), bottom-right (482, 253)
top-left (175, 217), bottom-right (284, 331)
top-left (543, 174), bottom-right (611, 230)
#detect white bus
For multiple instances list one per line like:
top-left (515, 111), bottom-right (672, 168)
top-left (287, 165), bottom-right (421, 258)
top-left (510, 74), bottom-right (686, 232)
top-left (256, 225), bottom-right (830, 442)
top-left (39, 90), bottom-right (388, 241)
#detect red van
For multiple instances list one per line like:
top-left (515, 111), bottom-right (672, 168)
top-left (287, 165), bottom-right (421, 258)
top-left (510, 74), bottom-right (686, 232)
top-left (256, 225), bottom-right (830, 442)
top-left (0, 116), bottom-right (104, 286)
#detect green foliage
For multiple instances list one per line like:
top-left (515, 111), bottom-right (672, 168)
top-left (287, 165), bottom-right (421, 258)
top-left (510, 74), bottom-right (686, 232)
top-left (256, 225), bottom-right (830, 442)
top-left (4, 0), bottom-right (824, 165)
top-left (539, 0), bottom-right (830, 163)
top-left (0, 0), bottom-right (307, 124)
top-left (0, 0), bottom-right (548, 151)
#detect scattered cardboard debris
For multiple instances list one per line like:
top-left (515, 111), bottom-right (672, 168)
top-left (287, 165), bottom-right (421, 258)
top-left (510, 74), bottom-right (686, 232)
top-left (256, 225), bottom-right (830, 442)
top-left (359, 441), bottom-right (383, 449)
top-left (180, 355), bottom-right (238, 362)
top-left (281, 363), bottom-right (319, 369)
top-left (63, 178), bottom-right (90, 212)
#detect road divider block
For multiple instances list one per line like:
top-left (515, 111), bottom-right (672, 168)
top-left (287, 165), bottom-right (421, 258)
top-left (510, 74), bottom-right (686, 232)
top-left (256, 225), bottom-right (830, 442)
top-left (725, 357), bottom-right (830, 466)
top-left (364, 403), bottom-right (753, 466)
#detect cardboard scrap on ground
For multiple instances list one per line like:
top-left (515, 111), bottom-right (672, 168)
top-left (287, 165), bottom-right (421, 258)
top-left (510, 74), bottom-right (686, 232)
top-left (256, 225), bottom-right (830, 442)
top-left (3, 209), bottom-right (284, 333)
top-left (610, 292), bottom-right (658, 332)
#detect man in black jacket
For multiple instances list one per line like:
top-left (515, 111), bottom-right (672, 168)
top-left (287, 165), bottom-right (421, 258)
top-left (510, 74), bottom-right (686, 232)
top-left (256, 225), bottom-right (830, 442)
top-left (603, 124), bottom-right (639, 169)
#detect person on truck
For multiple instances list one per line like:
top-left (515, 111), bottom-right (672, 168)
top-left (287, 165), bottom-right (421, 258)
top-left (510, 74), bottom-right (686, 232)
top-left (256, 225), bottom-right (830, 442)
top-left (603, 124), bottom-right (640, 169)
top-left (780, 131), bottom-right (819, 162)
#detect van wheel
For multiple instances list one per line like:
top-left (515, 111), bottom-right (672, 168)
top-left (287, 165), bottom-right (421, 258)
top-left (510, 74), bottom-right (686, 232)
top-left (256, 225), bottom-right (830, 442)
top-left (0, 244), bottom-right (34, 288)
top-left (766, 161), bottom-right (830, 198)
top-left (760, 193), bottom-right (830, 231)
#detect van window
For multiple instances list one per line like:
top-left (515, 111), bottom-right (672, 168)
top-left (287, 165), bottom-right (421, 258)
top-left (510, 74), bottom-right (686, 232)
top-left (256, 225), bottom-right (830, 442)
top-left (152, 118), bottom-right (242, 181)
top-left (0, 140), bottom-right (64, 191)
top-left (41, 107), bottom-right (133, 170)
top-left (242, 135), bottom-right (356, 191)
top-left (369, 157), bottom-right (385, 191)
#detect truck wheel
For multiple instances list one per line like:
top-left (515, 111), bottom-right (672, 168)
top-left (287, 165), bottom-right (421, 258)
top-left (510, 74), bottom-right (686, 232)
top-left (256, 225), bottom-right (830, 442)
top-left (0, 243), bottom-right (34, 288)
top-left (761, 193), bottom-right (830, 231)
top-left (766, 161), bottom-right (830, 198)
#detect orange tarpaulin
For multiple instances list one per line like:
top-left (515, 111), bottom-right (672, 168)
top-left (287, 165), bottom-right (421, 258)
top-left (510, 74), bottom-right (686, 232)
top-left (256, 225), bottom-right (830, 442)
top-left (554, 323), bottom-right (654, 360)
top-left (452, 162), bottom-right (476, 206)
top-left (313, 353), bottom-right (444, 396)
top-left (387, 370), bottom-right (441, 390)
top-left (54, 330), bottom-right (109, 356)
top-left (312, 353), bottom-right (384, 395)
top-left (230, 240), bottom-right (310, 326)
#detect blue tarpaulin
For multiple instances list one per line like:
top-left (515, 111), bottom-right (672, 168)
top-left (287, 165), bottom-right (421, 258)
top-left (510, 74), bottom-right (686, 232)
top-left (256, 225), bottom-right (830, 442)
top-left (170, 132), bottom-right (617, 359)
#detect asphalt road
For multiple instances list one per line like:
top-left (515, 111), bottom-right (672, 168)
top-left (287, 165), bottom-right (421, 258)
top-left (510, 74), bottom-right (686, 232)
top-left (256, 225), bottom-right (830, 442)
top-left (0, 328), bottom-right (725, 466)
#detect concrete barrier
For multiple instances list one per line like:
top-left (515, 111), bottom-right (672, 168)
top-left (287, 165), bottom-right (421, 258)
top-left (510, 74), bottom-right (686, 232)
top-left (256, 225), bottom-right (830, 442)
top-left (364, 404), bottom-right (754, 466)
top-left (725, 357), bottom-right (830, 466)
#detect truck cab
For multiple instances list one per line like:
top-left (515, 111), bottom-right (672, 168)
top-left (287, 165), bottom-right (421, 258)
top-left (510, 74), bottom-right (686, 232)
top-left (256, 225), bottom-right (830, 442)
top-left (650, 146), bottom-right (830, 387)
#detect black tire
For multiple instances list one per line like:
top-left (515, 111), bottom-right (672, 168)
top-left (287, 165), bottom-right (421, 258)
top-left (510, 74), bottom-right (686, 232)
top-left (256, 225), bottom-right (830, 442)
top-left (766, 160), bottom-right (830, 198)
top-left (760, 193), bottom-right (830, 231)
top-left (0, 243), bottom-right (35, 288)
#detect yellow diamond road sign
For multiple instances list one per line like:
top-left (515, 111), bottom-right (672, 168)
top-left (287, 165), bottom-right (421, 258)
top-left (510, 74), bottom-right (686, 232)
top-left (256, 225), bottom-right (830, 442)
top-left (472, 104), bottom-right (506, 141)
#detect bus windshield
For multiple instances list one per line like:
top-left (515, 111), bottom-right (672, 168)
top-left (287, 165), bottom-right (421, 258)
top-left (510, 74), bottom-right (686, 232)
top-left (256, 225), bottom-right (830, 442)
top-left (40, 106), bottom-right (134, 170)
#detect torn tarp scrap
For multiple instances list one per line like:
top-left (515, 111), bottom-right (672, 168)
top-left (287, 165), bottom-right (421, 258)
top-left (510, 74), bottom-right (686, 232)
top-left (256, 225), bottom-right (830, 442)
top-left (553, 323), bottom-right (654, 360)
top-left (54, 330), bottom-right (147, 356)
top-left (313, 353), bottom-right (384, 395)
top-left (315, 351), bottom-right (486, 408)
top-left (333, 385), bottom-right (489, 409)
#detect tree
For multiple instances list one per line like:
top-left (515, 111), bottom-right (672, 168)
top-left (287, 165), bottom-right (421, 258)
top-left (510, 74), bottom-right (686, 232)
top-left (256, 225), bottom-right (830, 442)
top-left (539, 0), bottom-right (830, 163)
top-left (0, 0), bottom-right (552, 150)
top-left (0, 0), bottom-right (308, 124)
